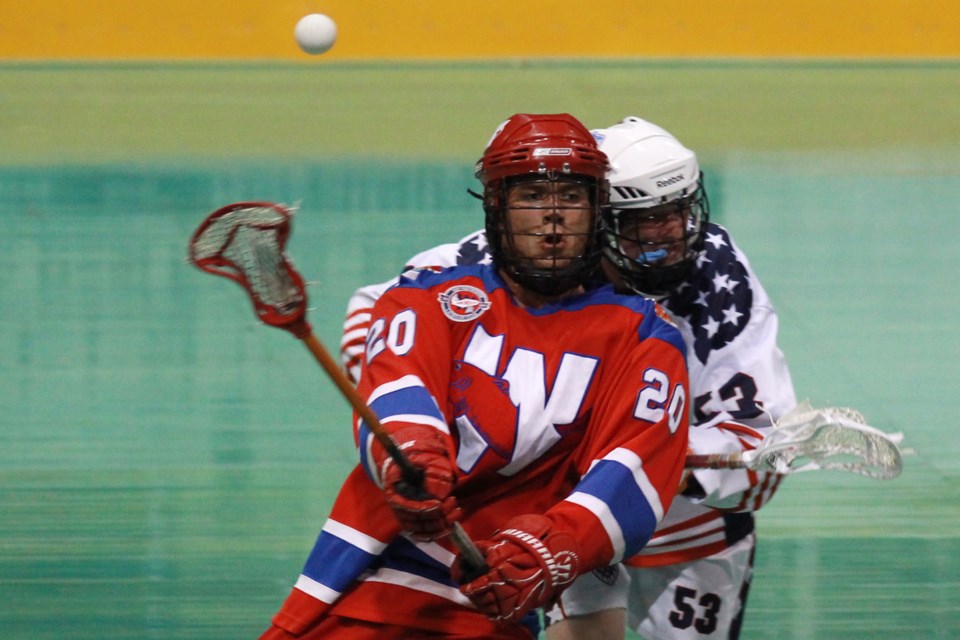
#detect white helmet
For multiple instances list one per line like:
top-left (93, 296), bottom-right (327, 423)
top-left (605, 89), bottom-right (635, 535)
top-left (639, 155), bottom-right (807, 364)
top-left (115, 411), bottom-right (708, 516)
top-left (592, 116), bottom-right (710, 298)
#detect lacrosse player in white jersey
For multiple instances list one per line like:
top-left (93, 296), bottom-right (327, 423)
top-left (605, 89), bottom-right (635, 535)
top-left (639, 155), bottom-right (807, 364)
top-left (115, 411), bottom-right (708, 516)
top-left (340, 117), bottom-right (797, 640)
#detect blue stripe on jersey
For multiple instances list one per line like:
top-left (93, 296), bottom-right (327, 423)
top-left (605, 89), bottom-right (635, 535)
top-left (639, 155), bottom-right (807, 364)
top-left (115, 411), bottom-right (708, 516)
top-left (369, 383), bottom-right (444, 424)
top-left (379, 536), bottom-right (458, 588)
top-left (397, 263), bottom-right (678, 329)
top-left (357, 422), bottom-right (377, 480)
top-left (358, 383), bottom-right (446, 481)
top-left (523, 285), bottom-right (688, 362)
top-left (301, 529), bottom-right (380, 593)
top-left (575, 459), bottom-right (660, 558)
top-left (396, 264), bottom-right (506, 293)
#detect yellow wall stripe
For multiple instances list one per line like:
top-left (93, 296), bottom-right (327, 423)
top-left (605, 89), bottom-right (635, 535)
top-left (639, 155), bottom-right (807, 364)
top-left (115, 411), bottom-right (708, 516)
top-left (3, 1), bottom-right (959, 60)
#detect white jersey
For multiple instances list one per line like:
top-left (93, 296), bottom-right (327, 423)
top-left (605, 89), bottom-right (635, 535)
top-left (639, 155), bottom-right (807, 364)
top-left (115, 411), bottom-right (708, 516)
top-left (340, 223), bottom-right (796, 566)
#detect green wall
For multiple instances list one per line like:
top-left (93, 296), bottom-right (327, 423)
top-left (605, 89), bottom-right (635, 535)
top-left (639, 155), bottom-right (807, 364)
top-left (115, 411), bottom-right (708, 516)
top-left (2, 61), bottom-right (958, 638)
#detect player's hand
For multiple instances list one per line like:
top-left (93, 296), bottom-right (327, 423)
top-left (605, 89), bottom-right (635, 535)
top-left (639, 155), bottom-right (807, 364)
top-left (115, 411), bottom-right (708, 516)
top-left (373, 425), bottom-right (462, 541)
top-left (452, 514), bottom-right (581, 623)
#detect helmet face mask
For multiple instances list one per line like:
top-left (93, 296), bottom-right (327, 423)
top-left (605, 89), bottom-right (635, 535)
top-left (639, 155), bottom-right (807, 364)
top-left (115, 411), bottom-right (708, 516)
top-left (477, 114), bottom-right (610, 297)
top-left (593, 117), bottom-right (710, 299)
top-left (603, 184), bottom-right (709, 298)
top-left (491, 175), bottom-right (603, 296)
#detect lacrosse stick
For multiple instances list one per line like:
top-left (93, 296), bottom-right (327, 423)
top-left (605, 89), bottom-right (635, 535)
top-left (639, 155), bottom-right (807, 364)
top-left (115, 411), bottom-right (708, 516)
top-left (685, 402), bottom-right (903, 479)
top-left (188, 201), bottom-right (487, 572)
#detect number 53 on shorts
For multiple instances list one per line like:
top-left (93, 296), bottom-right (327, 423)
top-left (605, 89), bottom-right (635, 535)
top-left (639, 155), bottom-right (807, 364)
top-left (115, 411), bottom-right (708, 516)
top-left (669, 586), bottom-right (721, 634)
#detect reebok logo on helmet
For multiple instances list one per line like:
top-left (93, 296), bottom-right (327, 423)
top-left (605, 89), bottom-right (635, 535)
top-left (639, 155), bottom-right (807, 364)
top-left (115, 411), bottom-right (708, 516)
top-left (656, 173), bottom-right (684, 189)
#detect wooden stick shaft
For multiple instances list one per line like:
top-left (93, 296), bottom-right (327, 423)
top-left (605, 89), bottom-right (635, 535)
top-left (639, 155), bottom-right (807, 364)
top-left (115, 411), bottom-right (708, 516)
top-left (300, 332), bottom-right (487, 573)
top-left (685, 452), bottom-right (747, 470)
top-left (301, 333), bottom-right (416, 476)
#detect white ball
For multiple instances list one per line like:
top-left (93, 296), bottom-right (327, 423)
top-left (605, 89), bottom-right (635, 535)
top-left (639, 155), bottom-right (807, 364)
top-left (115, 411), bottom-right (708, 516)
top-left (294, 14), bottom-right (337, 55)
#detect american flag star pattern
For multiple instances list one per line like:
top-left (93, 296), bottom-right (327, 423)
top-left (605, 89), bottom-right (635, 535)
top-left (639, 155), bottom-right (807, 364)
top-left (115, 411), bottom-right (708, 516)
top-left (454, 231), bottom-right (490, 266)
top-left (664, 223), bottom-right (753, 364)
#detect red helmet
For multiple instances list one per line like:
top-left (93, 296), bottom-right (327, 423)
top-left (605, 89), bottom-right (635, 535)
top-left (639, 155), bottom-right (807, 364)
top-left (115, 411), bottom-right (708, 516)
top-left (476, 114), bottom-right (610, 296)
top-left (476, 113), bottom-right (610, 186)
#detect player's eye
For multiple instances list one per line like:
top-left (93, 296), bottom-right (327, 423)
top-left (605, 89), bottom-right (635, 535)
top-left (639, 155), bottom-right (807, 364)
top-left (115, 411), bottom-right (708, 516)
top-left (512, 189), bottom-right (547, 203)
top-left (558, 190), bottom-right (588, 203)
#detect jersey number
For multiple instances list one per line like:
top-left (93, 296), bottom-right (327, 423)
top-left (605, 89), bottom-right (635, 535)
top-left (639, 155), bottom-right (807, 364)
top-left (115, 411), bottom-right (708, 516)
top-left (634, 368), bottom-right (686, 433)
top-left (668, 585), bottom-right (721, 634)
top-left (693, 371), bottom-right (763, 422)
top-left (366, 309), bottom-right (416, 364)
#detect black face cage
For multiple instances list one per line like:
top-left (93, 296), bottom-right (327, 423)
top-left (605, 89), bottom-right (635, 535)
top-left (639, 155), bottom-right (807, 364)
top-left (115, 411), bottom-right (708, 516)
top-left (602, 177), bottom-right (710, 299)
top-left (485, 176), bottom-right (607, 297)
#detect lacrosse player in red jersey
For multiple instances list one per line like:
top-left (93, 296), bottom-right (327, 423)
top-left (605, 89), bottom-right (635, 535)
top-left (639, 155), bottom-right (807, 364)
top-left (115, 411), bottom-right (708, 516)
top-left (340, 117), bottom-right (797, 640)
top-left (260, 114), bottom-right (690, 640)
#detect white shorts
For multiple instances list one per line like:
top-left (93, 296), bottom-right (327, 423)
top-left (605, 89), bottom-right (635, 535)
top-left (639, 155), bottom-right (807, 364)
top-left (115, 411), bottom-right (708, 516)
top-left (547, 534), bottom-right (756, 640)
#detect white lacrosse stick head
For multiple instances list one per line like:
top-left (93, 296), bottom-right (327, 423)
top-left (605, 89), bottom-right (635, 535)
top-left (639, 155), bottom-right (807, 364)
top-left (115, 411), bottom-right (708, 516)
top-left (741, 403), bottom-right (903, 479)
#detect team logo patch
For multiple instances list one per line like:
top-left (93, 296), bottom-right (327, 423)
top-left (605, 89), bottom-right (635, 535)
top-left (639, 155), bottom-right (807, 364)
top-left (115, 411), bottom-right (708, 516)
top-left (654, 303), bottom-right (677, 327)
top-left (438, 285), bottom-right (491, 322)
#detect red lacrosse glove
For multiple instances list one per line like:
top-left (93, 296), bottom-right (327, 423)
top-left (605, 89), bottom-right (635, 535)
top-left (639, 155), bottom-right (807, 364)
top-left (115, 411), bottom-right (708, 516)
top-left (372, 425), bottom-right (462, 541)
top-left (452, 514), bottom-right (581, 623)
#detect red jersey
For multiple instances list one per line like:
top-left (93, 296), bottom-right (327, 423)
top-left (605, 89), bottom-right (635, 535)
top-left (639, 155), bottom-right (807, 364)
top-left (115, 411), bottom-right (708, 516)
top-left (267, 265), bottom-right (689, 637)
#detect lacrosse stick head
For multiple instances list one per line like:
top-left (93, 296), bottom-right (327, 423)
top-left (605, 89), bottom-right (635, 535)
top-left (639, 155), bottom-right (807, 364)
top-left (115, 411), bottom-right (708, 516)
top-left (743, 405), bottom-right (904, 479)
top-left (189, 201), bottom-right (311, 339)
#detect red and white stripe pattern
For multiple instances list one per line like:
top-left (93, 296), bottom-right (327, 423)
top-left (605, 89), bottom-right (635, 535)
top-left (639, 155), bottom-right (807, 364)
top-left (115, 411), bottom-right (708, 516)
top-left (340, 281), bottom-right (393, 383)
top-left (626, 420), bottom-right (783, 566)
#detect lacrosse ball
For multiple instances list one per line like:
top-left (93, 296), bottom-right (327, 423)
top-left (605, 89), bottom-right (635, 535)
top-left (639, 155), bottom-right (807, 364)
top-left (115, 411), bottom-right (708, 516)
top-left (295, 14), bottom-right (337, 55)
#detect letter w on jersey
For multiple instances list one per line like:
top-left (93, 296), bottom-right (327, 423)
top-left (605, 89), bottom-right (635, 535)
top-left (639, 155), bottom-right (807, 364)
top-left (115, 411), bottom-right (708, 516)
top-left (453, 325), bottom-right (598, 476)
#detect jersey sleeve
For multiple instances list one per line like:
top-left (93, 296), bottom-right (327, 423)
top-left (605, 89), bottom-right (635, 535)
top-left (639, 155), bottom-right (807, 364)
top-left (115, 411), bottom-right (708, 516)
top-left (686, 255), bottom-right (796, 512)
top-left (339, 230), bottom-right (486, 383)
top-left (685, 417), bottom-right (784, 511)
top-left (271, 466), bottom-right (399, 634)
top-left (543, 305), bottom-right (690, 572)
top-left (352, 278), bottom-right (456, 486)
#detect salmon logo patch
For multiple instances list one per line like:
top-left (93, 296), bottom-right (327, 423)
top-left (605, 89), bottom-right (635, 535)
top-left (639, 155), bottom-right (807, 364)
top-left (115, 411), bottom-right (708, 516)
top-left (438, 285), bottom-right (491, 322)
top-left (654, 303), bottom-right (677, 327)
